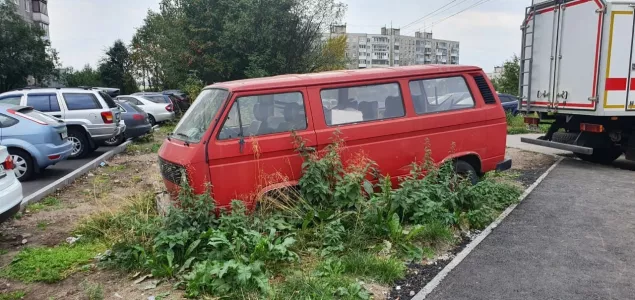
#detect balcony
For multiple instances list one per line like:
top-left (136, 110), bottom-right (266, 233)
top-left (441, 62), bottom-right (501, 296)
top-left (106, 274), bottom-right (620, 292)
top-left (451, 51), bottom-right (459, 57)
top-left (32, 13), bottom-right (49, 24)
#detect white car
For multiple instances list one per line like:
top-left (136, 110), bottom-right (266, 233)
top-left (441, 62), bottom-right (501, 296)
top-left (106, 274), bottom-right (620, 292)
top-left (116, 95), bottom-right (175, 125)
top-left (0, 146), bottom-right (23, 223)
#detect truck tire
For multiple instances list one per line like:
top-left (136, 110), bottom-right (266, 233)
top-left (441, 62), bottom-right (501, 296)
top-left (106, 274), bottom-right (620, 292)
top-left (551, 132), bottom-right (578, 144)
top-left (575, 147), bottom-right (622, 165)
top-left (553, 132), bottom-right (622, 164)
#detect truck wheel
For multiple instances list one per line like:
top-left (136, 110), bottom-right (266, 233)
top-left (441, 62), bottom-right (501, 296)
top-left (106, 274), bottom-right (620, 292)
top-left (575, 147), bottom-right (622, 165)
top-left (454, 160), bottom-right (479, 185)
top-left (551, 132), bottom-right (578, 144)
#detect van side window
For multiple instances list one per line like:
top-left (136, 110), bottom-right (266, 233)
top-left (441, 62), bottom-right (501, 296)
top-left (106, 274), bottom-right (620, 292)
top-left (320, 83), bottom-right (404, 126)
top-left (218, 92), bottom-right (307, 140)
top-left (409, 76), bottom-right (474, 114)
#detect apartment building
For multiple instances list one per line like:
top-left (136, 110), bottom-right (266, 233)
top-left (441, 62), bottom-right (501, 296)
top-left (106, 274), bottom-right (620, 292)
top-left (6, 0), bottom-right (50, 39)
top-left (328, 25), bottom-right (460, 70)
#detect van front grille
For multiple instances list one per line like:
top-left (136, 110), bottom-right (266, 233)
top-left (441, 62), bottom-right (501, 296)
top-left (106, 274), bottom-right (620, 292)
top-left (159, 157), bottom-right (184, 185)
top-left (474, 75), bottom-right (496, 104)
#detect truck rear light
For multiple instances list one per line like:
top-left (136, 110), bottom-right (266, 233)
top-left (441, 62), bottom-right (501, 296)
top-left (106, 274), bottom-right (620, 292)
top-left (166, 104), bottom-right (173, 112)
top-left (524, 116), bottom-right (539, 125)
top-left (101, 111), bottom-right (114, 124)
top-left (7, 109), bottom-right (48, 125)
top-left (132, 114), bottom-right (145, 121)
top-left (580, 123), bottom-right (604, 133)
top-left (3, 156), bottom-right (14, 170)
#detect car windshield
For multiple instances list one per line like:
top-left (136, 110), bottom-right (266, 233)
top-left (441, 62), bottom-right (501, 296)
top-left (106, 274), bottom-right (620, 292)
top-left (143, 95), bottom-right (170, 104)
top-left (172, 88), bottom-right (229, 143)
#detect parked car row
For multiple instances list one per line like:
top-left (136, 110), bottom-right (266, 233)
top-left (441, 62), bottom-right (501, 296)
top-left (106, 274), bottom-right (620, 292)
top-left (0, 87), bottom-right (182, 182)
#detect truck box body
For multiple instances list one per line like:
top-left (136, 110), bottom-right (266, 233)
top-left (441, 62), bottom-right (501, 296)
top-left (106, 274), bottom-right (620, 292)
top-left (520, 0), bottom-right (635, 117)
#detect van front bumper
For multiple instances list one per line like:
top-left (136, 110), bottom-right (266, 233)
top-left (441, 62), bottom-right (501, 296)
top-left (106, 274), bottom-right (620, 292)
top-left (496, 158), bottom-right (512, 172)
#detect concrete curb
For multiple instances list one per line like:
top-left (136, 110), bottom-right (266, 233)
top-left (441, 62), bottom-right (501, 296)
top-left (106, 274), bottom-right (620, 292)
top-left (412, 157), bottom-right (564, 300)
top-left (20, 140), bottom-right (133, 209)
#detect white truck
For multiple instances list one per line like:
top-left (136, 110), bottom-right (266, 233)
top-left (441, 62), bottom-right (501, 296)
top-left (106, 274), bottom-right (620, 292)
top-left (520, 0), bottom-right (635, 163)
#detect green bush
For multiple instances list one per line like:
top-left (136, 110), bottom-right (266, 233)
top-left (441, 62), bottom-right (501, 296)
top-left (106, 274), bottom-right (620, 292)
top-left (92, 135), bottom-right (522, 299)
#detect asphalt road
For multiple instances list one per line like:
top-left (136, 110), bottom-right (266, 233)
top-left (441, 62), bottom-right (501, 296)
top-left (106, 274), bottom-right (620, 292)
top-left (426, 158), bottom-right (635, 300)
top-left (21, 146), bottom-right (114, 197)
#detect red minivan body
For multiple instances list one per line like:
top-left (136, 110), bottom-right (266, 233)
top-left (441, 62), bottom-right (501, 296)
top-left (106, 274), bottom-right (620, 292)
top-left (158, 65), bottom-right (510, 208)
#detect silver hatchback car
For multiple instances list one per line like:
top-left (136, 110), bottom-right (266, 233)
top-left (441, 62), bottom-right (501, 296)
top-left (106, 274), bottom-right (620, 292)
top-left (0, 87), bottom-right (125, 159)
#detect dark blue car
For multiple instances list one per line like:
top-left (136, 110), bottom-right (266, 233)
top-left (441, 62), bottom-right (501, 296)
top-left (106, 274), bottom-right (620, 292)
top-left (498, 93), bottom-right (519, 115)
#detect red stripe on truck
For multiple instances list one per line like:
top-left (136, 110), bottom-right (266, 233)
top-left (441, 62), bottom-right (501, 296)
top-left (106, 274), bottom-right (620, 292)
top-left (521, 101), bottom-right (595, 108)
top-left (605, 78), bottom-right (635, 91)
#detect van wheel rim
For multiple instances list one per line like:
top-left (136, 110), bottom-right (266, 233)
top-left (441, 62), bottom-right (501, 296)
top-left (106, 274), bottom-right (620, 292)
top-left (69, 137), bottom-right (82, 156)
top-left (11, 155), bottom-right (27, 179)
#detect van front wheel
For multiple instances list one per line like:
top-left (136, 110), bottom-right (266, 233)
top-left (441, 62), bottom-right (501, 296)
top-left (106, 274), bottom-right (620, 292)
top-left (454, 160), bottom-right (478, 185)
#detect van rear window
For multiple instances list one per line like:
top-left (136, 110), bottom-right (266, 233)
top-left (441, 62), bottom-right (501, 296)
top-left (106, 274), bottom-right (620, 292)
top-left (409, 76), bottom-right (474, 114)
top-left (320, 83), bottom-right (405, 126)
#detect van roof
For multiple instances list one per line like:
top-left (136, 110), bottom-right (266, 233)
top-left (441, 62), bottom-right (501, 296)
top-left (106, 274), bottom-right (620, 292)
top-left (209, 65), bottom-right (482, 93)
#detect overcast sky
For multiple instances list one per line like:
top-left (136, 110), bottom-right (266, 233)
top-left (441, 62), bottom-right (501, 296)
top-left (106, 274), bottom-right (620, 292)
top-left (49, 0), bottom-right (527, 72)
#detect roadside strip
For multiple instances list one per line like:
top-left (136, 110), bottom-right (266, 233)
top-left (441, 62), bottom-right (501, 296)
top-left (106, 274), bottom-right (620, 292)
top-left (412, 157), bottom-right (564, 300)
top-left (20, 140), bottom-right (133, 209)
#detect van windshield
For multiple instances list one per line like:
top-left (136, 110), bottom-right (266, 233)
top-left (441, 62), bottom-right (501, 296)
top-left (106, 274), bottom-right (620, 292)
top-left (171, 88), bottom-right (229, 143)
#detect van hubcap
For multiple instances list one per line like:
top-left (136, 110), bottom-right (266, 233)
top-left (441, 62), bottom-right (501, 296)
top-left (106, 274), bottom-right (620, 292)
top-left (69, 137), bottom-right (82, 156)
top-left (11, 155), bottom-right (27, 179)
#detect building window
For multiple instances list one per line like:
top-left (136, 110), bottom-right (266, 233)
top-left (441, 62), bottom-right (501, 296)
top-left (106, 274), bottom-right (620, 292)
top-left (32, 1), bottom-right (47, 14)
top-left (25, 0), bottom-right (31, 12)
top-left (320, 83), bottom-right (405, 126)
top-left (218, 92), bottom-right (307, 140)
top-left (409, 77), bottom-right (474, 115)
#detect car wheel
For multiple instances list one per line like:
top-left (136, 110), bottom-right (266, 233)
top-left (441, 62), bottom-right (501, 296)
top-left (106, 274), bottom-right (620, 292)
top-left (8, 148), bottom-right (34, 182)
top-left (68, 128), bottom-right (89, 159)
top-left (454, 160), bottom-right (479, 185)
top-left (148, 114), bottom-right (157, 126)
top-left (103, 133), bottom-right (124, 146)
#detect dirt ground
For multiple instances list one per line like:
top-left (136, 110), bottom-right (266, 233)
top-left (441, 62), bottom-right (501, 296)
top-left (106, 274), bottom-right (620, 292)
top-left (0, 132), bottom-right (182, 300)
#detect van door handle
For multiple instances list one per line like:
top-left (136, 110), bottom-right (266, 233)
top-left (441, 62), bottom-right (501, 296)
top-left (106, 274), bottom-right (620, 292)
top-left (238, 137), bottom-right (245, 154)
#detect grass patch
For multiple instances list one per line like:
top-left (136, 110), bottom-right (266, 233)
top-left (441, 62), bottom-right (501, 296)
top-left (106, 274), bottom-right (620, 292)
top-left (81, 281), bottom-right (104, 300)
top-left (0, 291), bottom-right (26, 300)
top-left (1, 242), bottom-right (105, 283)
top-left (105, 164), bottom-right (126, 172)
top-left (27, 196), bottom-right (61, 213)
top-left (506, 112), bottom-right (550, 135)
top-left (37, 221), bottom-right (48, 231)
top-left (74, 192), bottom-right (159, 245)
top-left (272, 274), bottom-right (368, 300)
top-left (339, 252), bottom-right (405, 284)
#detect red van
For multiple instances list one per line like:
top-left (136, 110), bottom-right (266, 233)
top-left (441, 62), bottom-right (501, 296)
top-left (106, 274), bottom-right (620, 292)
top-left (158, 65), bottom-right (511, 208)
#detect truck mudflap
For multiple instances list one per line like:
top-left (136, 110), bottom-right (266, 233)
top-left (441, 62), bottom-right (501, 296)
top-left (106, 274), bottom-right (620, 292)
top-left (521, 137), bottom-right (593, 155)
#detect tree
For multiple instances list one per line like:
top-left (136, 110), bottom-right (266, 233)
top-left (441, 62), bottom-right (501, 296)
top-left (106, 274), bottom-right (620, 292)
top-left (60, 64), bottom-right (102, 87)
top-left (99, 40), bottom-right (138, 94)
top-left (314, 35), bottom-right (349, 72)
top-left (0, 2), bottom-right (59, 92)
top-left (492, 55), bottom-right (520, 96)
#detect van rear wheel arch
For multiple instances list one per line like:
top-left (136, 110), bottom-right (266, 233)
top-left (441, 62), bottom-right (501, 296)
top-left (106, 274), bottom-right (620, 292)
top-left (452, 154), bottom-right (481, 185)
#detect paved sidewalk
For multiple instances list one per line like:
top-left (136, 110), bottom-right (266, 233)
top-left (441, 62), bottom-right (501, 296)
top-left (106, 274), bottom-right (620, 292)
top-left (426, 158), bottom-right (635, 300)
top-left (506, 134), bottom-right (569, 156)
